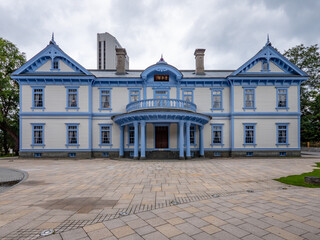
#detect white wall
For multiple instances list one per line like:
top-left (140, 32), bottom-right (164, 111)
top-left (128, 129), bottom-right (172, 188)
top-left (233, 118), bottom-right (298, 149)
top-left (22, 118), bottom-right (89, 150)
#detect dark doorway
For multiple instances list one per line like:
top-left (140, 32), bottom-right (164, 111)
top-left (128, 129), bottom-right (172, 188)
top-left (155, 126), bottom-right (169, 148)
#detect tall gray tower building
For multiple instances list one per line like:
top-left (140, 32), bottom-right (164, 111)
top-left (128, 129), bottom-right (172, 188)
top-left (97, 32), bottom-right (129, 70)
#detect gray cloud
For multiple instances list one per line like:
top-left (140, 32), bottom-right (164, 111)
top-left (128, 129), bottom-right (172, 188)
top-left (0, 0), bottom-right (319, 70)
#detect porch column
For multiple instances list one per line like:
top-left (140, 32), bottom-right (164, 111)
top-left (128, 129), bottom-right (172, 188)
top-left (179, 121), bottom-right (184, 159)
top-left (119, 125), bottom-right (124, 157)
top-left (199, 125), bottom-right (204, 157)
top-left (134, 121), bottom-right (139, 159)
top-left (140, 121), bottom-right (146, 159)
top-left (186, 121), bottom-right (191, 159)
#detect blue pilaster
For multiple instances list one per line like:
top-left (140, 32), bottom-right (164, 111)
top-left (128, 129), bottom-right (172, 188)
top-left (143, 86), bottom-right (147, 100)
top-left (179, 121), bottom-right (184, 159)
top-left (230, 84), bottom-right (234, 151)
top-left (199, 125), bottom-right (204, 157)
top-left (119, 125), bottom-right (124, 157)
top-left (186, 121), bottom-right (191, 158)
top-left (134, 121), bottom-right (139, 159)
top-left (141, 121), bottom-right (146, 159)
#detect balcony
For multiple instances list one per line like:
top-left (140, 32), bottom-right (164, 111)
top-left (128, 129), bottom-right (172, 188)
top-left (126, 99), bottom-right (197, 113)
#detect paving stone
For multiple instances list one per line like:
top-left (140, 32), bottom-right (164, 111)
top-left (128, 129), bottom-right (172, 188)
top-left (110, 226), bottom-right (135, 239)
top-left (212, 230), bottom-right (240, 240)
top-left (175, 222), bottom-right (202, 235)
top-left (143, 231), bottom-right (169, 240)
top-left (103, 219), bottom-right (126, 229)
top-left (61, 228), bottom-right (88, 240)
top-left (146, 217), bottom-right (167, 227)
top-left (119, 233), bottom-right (144, 240)
top-left (266, 226), bottom-right (303, 240)
top-left (86, 228), bottom-right (113, 240)
top-left (134, 225), bottom-right (156, 235)
top-left (192, 232), bottom-right (214, 240)
top-left (155, 224), bottom-right (182, 238)
top-left (170, 233), bottom-right (193, 240)
top-left (220, 223), bottom-right (250, 238)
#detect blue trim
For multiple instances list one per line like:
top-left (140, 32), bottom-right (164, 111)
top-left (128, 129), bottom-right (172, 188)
top-left (65, 123), bottom-right (80, 147)
top-left (51, 58), bottom-right (60, 71)
top-left (276, 87), bottom-right (289, 111)
top-left (186, 121), bottom-right (191, 157)
top-left (243, 123), bottom-right (257, 147)
top-left (99, 124), bottom-right (112, 146)
top-left (276, 123), bottom-right (289, 146)
top-left (31, 123), bottom-right (45, 147)
top-left (211, 88), bottom-right (224, 111)
top-left (141, 121), bottom-right (146, 158)
top-left (99, 88), bottom-right (112, 111)
top-left (182, 88), bottom-right (194, 103)
top-left (88, 84), bottom-right (92, 150)
top-left (119, 125), bottom-right (124, 156)
top-left (230, 84), bottom-right (234, 150)
top-left (211, 124), bottom-right (224, 146)
top-left (298, 85), bottom-right (301, 149)
top-left (243, 87), bottom-right (256, 111)
top-left (141, 62), bottom-right (183, 80)
top-left (31, 86), bottom-right (45, 110)
top-left (128, 88), bottom-right (141, 103)
top-left (153, 123), bottom-right (170, 149)
top-left (65, 86), bottom-right (79, 110)
top-left (133, 121), bottom-right (139, 158)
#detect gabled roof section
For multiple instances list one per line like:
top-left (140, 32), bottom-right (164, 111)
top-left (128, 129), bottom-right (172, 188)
top-left (231, 39), bottom-right (308, 77)
top-left (12, 36), bottom-right (92, 76)
top-left (141, 56), bottom-right (183, 80)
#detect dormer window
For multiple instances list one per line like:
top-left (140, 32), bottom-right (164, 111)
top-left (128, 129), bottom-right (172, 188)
top-left (53, 60), bottom-right (59, 70)
top-left (154, 75), bottom-right (169, 81)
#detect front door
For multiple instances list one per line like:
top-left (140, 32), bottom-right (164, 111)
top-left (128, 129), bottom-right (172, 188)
top-left (155, 126), bottom-right (168, 148)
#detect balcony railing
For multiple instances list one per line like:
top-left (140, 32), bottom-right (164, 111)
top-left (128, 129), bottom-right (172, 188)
top-left (126, 99), bottom-right (197, 112)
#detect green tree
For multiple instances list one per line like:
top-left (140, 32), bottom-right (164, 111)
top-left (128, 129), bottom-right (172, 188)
top-left (0, 38), bottom-right (26, 154)
top-left (284, 44), bottom-right (320, 143)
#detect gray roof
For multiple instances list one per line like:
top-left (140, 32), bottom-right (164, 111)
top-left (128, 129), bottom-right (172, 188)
top-left (89, 70), bottom-right (234, 79)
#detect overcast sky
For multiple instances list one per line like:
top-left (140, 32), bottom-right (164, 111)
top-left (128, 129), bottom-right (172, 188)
top-left (1, 0), bottom-right (319, 71)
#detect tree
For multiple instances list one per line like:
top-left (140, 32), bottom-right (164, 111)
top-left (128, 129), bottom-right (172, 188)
top-left (0, 38), bottom-right (26, 154)
top-left (284, 44), bottom-right (320, 142)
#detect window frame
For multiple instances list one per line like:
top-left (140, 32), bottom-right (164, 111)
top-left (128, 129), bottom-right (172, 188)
top-left (52, 58), bottom-right (59, 71)
top-left (243, 87), bottom-right (256, 110)
top-left (211, 88), bottom-right (223, 111)
top-left (261, 60), bottom-right (269, 72)
top-left (276, 87), bottom-right (289, 111)
top-left (31, 86), bottom-right (45, 110)
top-left (243, 123), bottom-right (257, 146)
top-left (65, 123), bottom-right (80, 147)
top-left (211, 124), bottom-right (224, 146)
top-left (99, 88), bottom-right (112, 111)
top-left (276, 123), bottom-right (289, 146)
top-left (128, 88), bottom-right (141, 103)
top-left (65, 86), bottom-right (79, 110)
top-left (182, 88), bottom-right (194, 103)
top-left (31, 123), bottom-right (45, 147)
top-left (127, 125), bottom-right (135, 146)
top-left (99, 124), bottom-right (112, 146)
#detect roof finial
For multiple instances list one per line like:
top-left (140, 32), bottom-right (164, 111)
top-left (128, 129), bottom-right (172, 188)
top-left (266, 34), bottom-right (271, 46)
top-left (50, 32), bottom-right (56, 45)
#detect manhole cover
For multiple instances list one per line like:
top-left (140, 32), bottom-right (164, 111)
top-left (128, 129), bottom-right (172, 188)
top-left (40, 229), bottom-right (55, 236)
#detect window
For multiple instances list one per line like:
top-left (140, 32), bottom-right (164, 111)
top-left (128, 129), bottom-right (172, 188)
top-left (277, 88), bottom-right (288, 109)
top-left (182, 89), bottom-right (193, 103)
top-left (244, 123), bottom-right (256, 146)
top-left (53, 60), bottom-right (59, 70)
top-left (154, 89), bottom-right (169, 106)
top-left (68, 153), bottom-right (76, 158)
top-left (243, 88), bottom-right (255, 109)
top-left (280, 152), bottom-right (286, 157)
top-left (214, 152), bottom-right (221, 157)
top-left (211, 89), bottom-right (223, 110)
top-left (276, 123), bottom-right (289, 145)
top-left (66, 124), bottom-right (79, 146)
top-left (66, 87), bottom-right (79, 109)
top-left (212, 124), bottom-right (223, 145)
top-left (34, 153), bottom-right (42, 158)
top-left (190, 125), bottom-right (195, 144)
top-left (102, 152), bottom-right (109, 157)
top-left (128, 125), bottom-right (135, 145)
top-left (100, 124), bottom-right (112, 145)
top-left (32, 124), bottom-right (45, 146)
top-left (262, 61), bottom-right (269, 72)
top-left (154, 75), bottom-right (169, 81)
top-left (129, 89), bottom-right (140, 103)
top-left (100, 89), bottom-right (111, 110)
top-left (98, 41), bottom-right (102, 69)
top-left (103, 41), bottom-right (106, 70)
top-left (32, 87), bottom-right (44, 109)
top-left (246, 152), bottom-right (253, 157)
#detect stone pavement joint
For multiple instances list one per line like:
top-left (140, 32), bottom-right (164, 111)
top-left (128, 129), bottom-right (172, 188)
top-left (0, 158), bottom-right (319, 239)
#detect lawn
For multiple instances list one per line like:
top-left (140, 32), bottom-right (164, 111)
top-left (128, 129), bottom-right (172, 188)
top-left (274, 162), bottom-right (320, 188)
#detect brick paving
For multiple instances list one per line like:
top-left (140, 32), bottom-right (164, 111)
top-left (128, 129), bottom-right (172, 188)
top-left (0, 157), bottom-right (319, 239)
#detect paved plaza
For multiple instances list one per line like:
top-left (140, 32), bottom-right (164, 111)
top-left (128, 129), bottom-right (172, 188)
top-left (0, 157), bottom-right (319, 239)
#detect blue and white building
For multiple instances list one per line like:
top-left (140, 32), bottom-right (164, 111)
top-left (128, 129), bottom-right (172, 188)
top-left (11, 36), bottom-right (308, 159)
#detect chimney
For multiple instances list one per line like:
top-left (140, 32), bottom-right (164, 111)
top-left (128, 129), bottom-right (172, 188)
top-left (116, 48), bottom-right (127, 74)
top-left (194, 49), bottom-right (205, 75)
